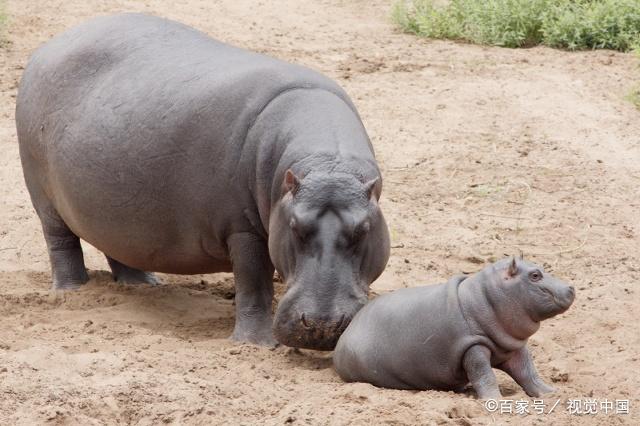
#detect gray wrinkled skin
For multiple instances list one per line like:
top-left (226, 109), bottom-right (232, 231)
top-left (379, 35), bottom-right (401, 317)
top-left (333, 258), bottom-right (575, 398)
top-left (16, 13), bottom-right (390, 350)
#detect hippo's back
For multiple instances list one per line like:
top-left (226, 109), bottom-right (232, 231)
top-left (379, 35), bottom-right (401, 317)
top-left (16, 14), bottom-right (350, 273)
top-left (17, 13), bottom-right (346, 169)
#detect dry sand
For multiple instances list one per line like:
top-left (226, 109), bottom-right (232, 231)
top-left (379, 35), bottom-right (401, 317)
top-left (1, 0), bottom-right (639, 424)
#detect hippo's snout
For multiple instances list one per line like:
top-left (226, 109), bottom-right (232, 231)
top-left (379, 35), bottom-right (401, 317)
top-left (301, 312), bottom-right (347, 332)
top-left (274, 311), bottom-right (353, 350)
top-left (557, 285), bottom-right (575, 310)
top-left (273, 287), bottom-right (366, 350)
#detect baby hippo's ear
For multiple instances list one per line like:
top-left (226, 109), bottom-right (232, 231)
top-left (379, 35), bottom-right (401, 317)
top-left (507, 257), bottom-right (519, 278)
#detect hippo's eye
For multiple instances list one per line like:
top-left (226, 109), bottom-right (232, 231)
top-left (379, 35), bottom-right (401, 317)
top-left (529, 270), bottom-right (543, 282)
top-left (353, 221), bottom-right (370, 239)
top-left (344, 220), bottom-right (370, 246)
top-left (289, 216), bottom-right (315, 241)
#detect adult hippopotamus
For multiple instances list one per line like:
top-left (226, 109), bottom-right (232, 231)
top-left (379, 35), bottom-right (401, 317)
top-left (16, 13), bottom-right (390, 350)
top-left (334, 258), bottom-right (575, 398)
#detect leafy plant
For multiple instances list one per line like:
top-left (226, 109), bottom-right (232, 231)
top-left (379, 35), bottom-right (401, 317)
top-left (628, 88), bottom-right (640, 108)
top-left (630, 45), bottom-right (640, 108)
top-left (0, 1), bottom-right (6, 42)
top-left (394, 0), bottom-right (640, 51)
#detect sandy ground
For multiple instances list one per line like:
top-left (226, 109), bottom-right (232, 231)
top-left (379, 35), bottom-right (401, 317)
top-left (1, 0), bottom-right (639, 424)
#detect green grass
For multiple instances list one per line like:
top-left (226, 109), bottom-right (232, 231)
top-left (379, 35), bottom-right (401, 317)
top-left (631, 46), bottom-right (640, 109)
top-left (628, 88), bottom-right (640, 108)
top-left (630, 47), bottom-right (640, 108)
top-left (0, 0), bottom-right (6, 44)
top-left (393, 0), bottom-right (640, 51)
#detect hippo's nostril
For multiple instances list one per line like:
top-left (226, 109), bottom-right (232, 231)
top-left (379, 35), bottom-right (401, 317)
top-left (300, 313), bottom-right (311, 329)
top-left (568, 286), bottom-right (575, 293)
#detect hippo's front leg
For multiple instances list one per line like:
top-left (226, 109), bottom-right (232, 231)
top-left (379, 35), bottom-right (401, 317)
top-left (462, 345), bottom-right (501, 399)
top-left (498, 346), bottom-right (555, 397)
top-left (227, 232), bottom-right (277, 347)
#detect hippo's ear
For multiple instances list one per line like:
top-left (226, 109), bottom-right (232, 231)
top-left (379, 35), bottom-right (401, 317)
top-left (284, 169), bottom-right (301, 195)
top-left (507, 257), bottom-right (519, 278)
top-left (364, 177), bottom-right (381, 201)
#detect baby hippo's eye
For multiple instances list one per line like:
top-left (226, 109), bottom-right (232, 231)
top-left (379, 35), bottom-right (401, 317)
top-left (529, 270), bottom-right (543, 282)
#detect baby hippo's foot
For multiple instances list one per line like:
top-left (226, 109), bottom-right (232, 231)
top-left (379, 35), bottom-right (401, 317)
top-left (475, 387), bottom-right (502, 400)
top-left (106, 257), bottom-right (160, 285)
top-left (523, 379), bottom-right (555, 397)
top-left (499, 346), bottom-right (556, 397)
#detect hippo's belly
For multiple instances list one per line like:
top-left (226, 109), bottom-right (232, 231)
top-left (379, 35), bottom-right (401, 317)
top-left (43, 137), bottom-right (234, 273)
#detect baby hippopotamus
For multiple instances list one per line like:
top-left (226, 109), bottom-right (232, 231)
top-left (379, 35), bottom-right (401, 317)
top-left (333, 257), bottom-right (575, 399)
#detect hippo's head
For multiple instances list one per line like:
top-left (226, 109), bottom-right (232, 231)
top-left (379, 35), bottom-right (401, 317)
top-left (489, 257), bottom-right (575, 322)
top-left (269, 169), bottom-right (390, 350)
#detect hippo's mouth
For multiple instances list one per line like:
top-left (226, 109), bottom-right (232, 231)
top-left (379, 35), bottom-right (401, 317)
top-left (274, 329), bottom-right (342, 351)
top-left (273, 311), bottom-right (352, 351)
top-left (554, 298), bottom-right (571, 311)
top-left (271, 273), bottom-right (368, 350)
top-left (541, 287), bottom-right (573, 311)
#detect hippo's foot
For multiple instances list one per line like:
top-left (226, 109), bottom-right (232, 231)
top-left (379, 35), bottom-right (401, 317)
top-left (115, 270), bottom-right (160, 285)
top-left (53, 277), bottom-right (89, 291)
top-left (498, 345), bottom-right (556, 397)
top-left (475, 387), bottom-right (502, 400)
top-left (231, 318), bottom-right (278, 347)
top-left (522, 379), bottom-right (555, 397)
top-left (227, 232), bottom-right (277, 348)
top-left (107, 257), bottom-right (160, 285)
top-left (44, 222), bottom-right (90, 291)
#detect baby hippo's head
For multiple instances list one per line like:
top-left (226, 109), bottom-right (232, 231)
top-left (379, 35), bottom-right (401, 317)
top-left (491, 257), bottom-right (575, 322)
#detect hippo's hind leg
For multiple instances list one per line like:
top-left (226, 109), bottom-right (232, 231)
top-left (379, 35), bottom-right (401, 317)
top-left (20, 145), bottom-right (89, 290)
top-left (37, 207), bottom-right (89, 290)
top-left (227, 232), bottom-right (277, 347)
top-left (106, 256), bottom-right (159, 285)
top-left (497, 345), bottom-right (555, 397)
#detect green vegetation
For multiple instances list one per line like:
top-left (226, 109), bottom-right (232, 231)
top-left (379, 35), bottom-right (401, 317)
top-left (393, 0), bottom-right (640, 51)
top-left (630, 47), bottom-right (640, 108)
top-left (0, 1), bottom-right (6, 41)
top-left (628, 88), bottom-right (640, 108)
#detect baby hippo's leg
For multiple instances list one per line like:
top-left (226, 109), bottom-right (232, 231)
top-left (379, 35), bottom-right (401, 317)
top-left (463, 345), bottom-right (501, 399)
top-left (498, 346), bottom-right (555, 397)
